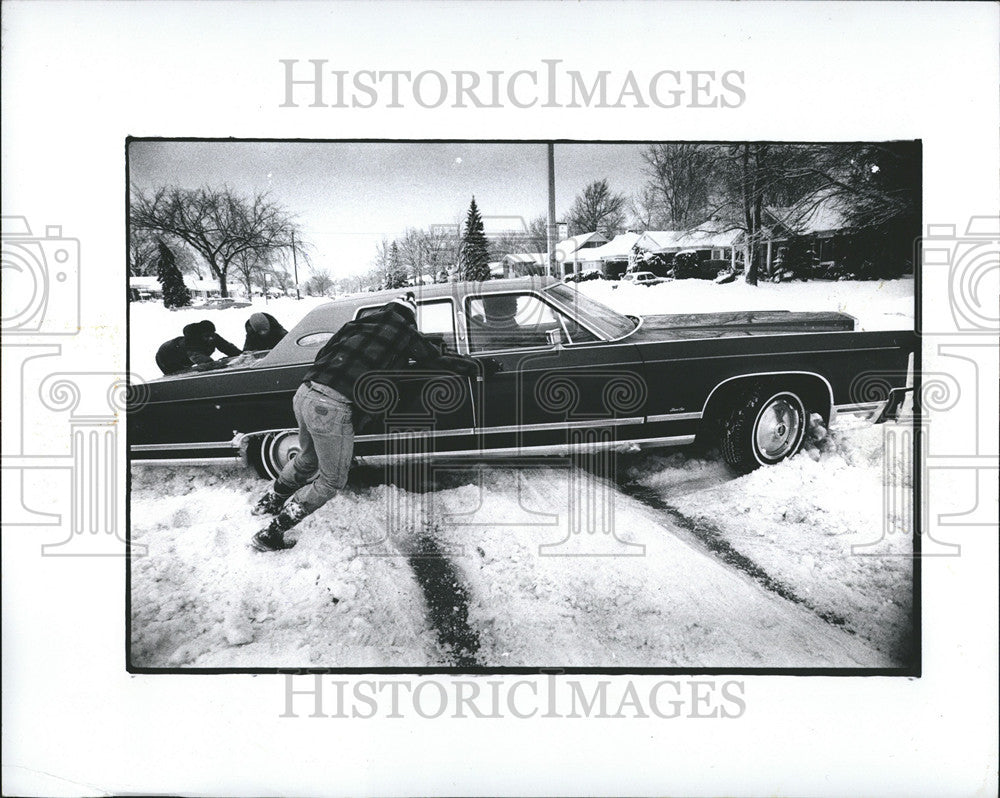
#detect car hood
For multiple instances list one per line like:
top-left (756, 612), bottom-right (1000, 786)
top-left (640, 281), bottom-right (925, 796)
top-left (629, 310), bottom-right (856, 341)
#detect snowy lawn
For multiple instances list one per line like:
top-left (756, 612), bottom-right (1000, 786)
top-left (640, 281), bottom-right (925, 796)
top-left (578, 276), bottom-right (914, 331)
top-left (129, 277), bottom-right (915, 669)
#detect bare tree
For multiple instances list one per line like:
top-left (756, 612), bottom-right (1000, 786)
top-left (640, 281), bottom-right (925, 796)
top-left (370, 237), bottom-right (392, 289)
top-left (231, 249), bottom-right (269, 298)
top-left (128, 227), bottom-right (160, 276)
top-left (705, 142), bottom-right (913, 284)
top-left (780, 143), bottom-right (919, 232)
top-left (489, 230), bottom-right (528, 262)
top-left (782, 142), bottom-right (920, 277)
top-left (265, 266), bottom-right (293, 296)
top-left (525, 215), bottom-right (549, 253)
top-left (425, 223), bottom-right (462, 281)
top-left (639, 143), bottom-right (718, 228)
top-left (130, 185), bottom-right (307, 297)
top-left (708, 143), bottom-right (774, 285)
top-left (565, 179), bottom-right (627, 238)
top-left (130, 227), bottom-right (200, 277)
top-left (399, 227), bottom-right (433, 284)
top-left (706, 144), bottom-right (827, 284)
top-left (386, 241), bottom-right (409, 288)
top-left (630, 185), bottom-right (666, 231)
top-left (306, 267), bottom-right (335, 297)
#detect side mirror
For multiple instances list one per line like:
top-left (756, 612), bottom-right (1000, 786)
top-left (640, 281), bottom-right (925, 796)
top-left (546, 328), bottom-right (564, 348)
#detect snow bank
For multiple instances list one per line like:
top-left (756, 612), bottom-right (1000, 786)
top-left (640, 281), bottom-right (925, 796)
top-left (628, 417), bottom-right (914, 663)
top-left (130, 465), bottom-right (443, 666)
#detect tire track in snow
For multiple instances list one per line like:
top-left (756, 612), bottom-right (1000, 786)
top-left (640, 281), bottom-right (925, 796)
top-left (406, 530), bottom-right (482, 667)
top-left (617, 482), bottom-right (857, 633)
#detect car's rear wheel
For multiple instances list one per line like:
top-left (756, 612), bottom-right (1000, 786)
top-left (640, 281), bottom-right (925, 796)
top-left (721, 385), bottom-right (807, 473)
top-left (249, 430), bottom-right (301, 479)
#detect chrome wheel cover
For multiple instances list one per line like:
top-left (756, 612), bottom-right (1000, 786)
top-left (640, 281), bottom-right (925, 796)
top-left (754, 396), bottom-right (803, 462)
top-left (264, 431), bottom-right (300, 477)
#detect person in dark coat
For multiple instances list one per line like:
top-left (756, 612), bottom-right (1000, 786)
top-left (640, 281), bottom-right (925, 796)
top-left (243, 312), bottom-right (287, 351)
top-left (155, 320), bottom-right (242, 375)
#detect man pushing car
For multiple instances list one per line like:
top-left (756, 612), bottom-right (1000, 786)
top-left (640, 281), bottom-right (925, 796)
top-left (249, 292), bottom-right (498, 552)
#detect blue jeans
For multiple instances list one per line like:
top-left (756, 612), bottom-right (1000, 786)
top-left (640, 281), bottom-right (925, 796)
top-left (276, 382), bottom-right (355, 514)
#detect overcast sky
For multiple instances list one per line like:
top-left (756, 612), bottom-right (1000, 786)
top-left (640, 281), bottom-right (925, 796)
top-left (128, 140), bottom-right (651, 280)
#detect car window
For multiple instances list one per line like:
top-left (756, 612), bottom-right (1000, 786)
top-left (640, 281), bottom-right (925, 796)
top-left (356, 300), bottom-right (457, 352)
top-left (415, 300), bottom-right (457, 352)
top-left (464, 293), bottom-right (597, 353)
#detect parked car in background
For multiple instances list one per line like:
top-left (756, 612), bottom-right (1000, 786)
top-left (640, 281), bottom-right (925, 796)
top-left (563, 269), bottom-right (604, 283)
top-left (129, 277), bottom-right (915, 478)
top-left (620, 271), bottom-right (667, 287)
top-left (196, 297), bottom-right (253, 310)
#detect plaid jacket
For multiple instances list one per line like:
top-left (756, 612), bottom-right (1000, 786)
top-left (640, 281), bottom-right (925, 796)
top-left (304, 304), bottom-right (479, 404)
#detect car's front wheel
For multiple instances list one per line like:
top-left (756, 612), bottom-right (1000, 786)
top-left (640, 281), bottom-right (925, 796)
top-left (721, 385), bottom-right (807, 473)
top-left (248, 430), bottom-right (300, 479)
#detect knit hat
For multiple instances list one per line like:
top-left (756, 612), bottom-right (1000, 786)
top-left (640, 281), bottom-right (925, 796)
top-left (248, 312), bottom-right (270, 334)
top-left (389, 292), bottom-right (418, 317)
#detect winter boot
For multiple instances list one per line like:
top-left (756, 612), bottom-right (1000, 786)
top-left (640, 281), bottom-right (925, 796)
top-left (250, 500), bottom-right (310, 552)
top-left (251, 482), bottom-right (295, 516)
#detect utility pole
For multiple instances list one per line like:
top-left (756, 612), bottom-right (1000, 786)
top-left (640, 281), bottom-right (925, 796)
top-left (291, 229), bottom-right (301, 300)
top-left (547, 143), bottom-right (557, 279)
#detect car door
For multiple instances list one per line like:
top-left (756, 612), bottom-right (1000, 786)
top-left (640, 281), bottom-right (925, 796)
top-left (351, 297), bottom-right (477, 458)
top-left (461, 289), bottom-right (648, 454)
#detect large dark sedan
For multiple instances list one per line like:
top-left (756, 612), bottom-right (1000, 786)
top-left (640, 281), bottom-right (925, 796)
top-left (129, 277), bottom-right (915, 477)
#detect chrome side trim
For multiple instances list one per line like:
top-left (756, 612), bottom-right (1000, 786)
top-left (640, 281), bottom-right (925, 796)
top-left (356, 427), bottom-right (476, 442)
top-left (130, 441), bottom-right (236, 452)
top-left (133, 434), bottom-right (698, 469)
top-left (477, 417), bottom-right (644, 435)
top-left (230, 418), bottom-right (647, 448)
top-left (832, 402), bottom-right (882, 413)
top-left (131, 457), bottom-right (244, 467)
top-left (646, 411), bottom-right (703, 423)
top-left (353, 434), bottom-right (697, 465)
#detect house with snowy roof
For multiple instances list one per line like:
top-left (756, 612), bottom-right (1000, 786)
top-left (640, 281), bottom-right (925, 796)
top-left (128, 276), bottom-right (162, 301)
top-left (500, 252), bottom-right (548, 277)
top-left (632, 228), bottom-right (743, 274)
top-left (558, 231), bottom-right (609, 275)
top-left (572, 232), bottom-right (644, 277)
top-left (764, 198), bottom-right (853, 270)
top-left (501, 231), bottom-right (610, 277)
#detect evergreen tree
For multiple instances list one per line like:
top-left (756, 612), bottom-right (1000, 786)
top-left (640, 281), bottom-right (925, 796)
top-left (155, 239), bottom-right (192, 308)
top-left (458, 196), bottom-right (491, 282)
top-left (386, 241), bottom-right (409, 289)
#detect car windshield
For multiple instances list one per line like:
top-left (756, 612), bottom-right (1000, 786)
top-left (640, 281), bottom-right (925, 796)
top-left (544, 283), bottom-right (637, 340)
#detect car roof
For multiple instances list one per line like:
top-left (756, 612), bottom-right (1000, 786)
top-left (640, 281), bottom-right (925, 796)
top-left (260, 276), bottom-right (559, 367)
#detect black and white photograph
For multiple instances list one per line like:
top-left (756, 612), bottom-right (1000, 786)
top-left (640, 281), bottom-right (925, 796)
top-left (127, 139), bottom-right (919, 671)
top-left (4, 2), bottom-right (997, 796)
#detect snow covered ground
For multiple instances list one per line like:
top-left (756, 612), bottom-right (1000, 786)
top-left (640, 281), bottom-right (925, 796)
top-left (580, 275), bottom-right (915, 332)
top-left (129, 277), bottom-right (915, 669)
